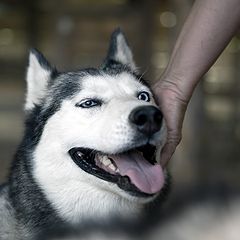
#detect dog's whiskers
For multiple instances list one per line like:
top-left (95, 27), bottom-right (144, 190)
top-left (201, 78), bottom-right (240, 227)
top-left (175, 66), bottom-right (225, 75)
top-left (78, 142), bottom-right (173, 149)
top-left (137, 67), bottom-right (149, 82)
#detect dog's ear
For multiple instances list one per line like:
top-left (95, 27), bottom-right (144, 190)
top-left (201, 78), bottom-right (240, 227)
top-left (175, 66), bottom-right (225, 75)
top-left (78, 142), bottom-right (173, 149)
top-left (102, 28), bottom-right (137, 72)
top-left (25, 49), bottom-right (56, 110)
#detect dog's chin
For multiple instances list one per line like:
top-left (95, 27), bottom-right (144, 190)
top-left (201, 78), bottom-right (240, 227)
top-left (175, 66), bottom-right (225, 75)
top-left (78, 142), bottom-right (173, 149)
top-left (68, 144), bottom-right (165, 200)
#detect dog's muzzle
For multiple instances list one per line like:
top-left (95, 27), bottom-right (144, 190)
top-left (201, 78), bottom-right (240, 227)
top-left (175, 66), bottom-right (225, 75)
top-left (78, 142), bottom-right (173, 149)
top-left (69, 143), bottom-right (165, 198)
top-left (68, 105), bottom-right (165, 198)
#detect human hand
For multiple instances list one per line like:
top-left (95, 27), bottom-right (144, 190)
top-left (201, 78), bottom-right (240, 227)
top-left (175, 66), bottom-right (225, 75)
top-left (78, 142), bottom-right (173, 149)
top-left (151, 0), bottom-right (240, 168)
top-left (153, 77), bottom-right (189, 167)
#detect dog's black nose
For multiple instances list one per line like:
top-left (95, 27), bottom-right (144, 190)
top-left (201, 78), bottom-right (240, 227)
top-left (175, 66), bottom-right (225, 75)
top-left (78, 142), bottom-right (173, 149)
top-left (129, 106), bottom-right (163, 136)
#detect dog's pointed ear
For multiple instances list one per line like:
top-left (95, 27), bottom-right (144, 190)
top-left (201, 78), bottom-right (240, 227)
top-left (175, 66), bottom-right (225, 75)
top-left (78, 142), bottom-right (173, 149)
top-left (25, 49), bottom-right (56, 111)
top-left (102, 28), bottom-right (137, 72)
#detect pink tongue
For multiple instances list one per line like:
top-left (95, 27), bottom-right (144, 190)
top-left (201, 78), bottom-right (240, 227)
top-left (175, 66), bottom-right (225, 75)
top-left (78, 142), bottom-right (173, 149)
top-left (110, 151), bottom-right (164, 194)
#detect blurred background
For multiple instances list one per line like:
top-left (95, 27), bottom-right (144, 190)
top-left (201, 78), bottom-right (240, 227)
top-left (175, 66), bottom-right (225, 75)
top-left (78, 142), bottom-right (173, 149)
top-left (0, 0), bottom-right (240, 239)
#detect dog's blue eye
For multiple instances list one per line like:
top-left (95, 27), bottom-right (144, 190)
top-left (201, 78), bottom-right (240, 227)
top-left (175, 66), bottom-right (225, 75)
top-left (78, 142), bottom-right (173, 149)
top-left (137, 91), bottom-right (150, 102)
top-left (76, 99), bottom-right (101, 108)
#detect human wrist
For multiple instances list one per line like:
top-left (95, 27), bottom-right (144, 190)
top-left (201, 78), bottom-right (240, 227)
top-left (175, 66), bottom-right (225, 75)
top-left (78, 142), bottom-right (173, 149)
top-left (155, 67), bottom-right (198, 104)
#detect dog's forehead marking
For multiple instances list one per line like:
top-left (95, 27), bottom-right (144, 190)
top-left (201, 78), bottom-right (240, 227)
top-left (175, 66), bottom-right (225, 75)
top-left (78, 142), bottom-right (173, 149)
top-left (78, 72), bottom-right (149, 99)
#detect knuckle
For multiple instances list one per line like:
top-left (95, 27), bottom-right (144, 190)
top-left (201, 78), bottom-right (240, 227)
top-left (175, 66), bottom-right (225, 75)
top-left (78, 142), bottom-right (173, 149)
top-left (167, 133), bottom-right (182, 145)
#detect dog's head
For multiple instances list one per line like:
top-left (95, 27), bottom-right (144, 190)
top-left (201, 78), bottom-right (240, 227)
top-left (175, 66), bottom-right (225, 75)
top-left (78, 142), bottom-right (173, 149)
top-left (25, 29), bottom-right (167, 222)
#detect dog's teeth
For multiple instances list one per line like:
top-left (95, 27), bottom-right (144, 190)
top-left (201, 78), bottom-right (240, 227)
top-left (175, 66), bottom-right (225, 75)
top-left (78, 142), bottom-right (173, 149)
top-left (98, 156), bottom-right (119, 173)
top-left (108, 163), bottom-right (117, 172)
top-left (101, 156), bottom-right (112, 166)
top-left (77, 151), bottom-right (83, 157)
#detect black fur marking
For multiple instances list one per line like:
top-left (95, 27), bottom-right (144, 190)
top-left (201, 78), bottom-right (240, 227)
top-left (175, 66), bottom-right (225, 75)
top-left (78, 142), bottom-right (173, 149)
top-left (102, 59), bottom-right (133, 74)
top-left (0, 183), bottom-right (7, 193)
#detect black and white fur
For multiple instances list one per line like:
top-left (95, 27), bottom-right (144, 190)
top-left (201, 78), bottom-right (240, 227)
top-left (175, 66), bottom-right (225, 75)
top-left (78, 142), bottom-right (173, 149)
top-left (0, 29), bottom-right (168, 240)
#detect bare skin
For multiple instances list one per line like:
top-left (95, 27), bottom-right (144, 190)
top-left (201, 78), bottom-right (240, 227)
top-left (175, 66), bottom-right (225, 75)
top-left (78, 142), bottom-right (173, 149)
top-left (153, 0), bottom-right (240, 166)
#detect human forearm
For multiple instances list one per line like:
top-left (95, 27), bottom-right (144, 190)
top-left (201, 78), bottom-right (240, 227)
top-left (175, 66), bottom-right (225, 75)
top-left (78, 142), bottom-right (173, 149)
top-left (153, 0), bottom-right (240, 165)
top-left (160, 0), bottom-right (240, 100)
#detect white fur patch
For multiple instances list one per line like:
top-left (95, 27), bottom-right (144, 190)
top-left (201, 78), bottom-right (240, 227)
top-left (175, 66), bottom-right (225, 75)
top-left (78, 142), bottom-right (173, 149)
top-left (25, 52), bottom-right (51, 110)
top-left (115, 34), bottom-right (137, 71)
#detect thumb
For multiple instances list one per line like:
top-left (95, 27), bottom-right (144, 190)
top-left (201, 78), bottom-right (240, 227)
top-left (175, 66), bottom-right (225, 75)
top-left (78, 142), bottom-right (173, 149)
top-left (160, 142), bottom-right (176, 167)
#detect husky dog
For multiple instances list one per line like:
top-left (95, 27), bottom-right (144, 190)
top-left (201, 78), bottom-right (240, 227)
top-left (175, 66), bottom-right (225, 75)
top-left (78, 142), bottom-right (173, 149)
top-left (0, 29), bottom-right (168, 240)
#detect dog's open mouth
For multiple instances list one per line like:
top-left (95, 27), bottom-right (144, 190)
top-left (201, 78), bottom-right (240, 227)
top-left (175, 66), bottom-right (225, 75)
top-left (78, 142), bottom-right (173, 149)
top-left (68, 144), bottom-right (164, 197)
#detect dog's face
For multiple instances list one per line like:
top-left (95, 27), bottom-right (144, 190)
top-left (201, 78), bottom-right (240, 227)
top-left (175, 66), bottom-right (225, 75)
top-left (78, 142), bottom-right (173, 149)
top-left (25, 29), bottom-right (167, 222)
